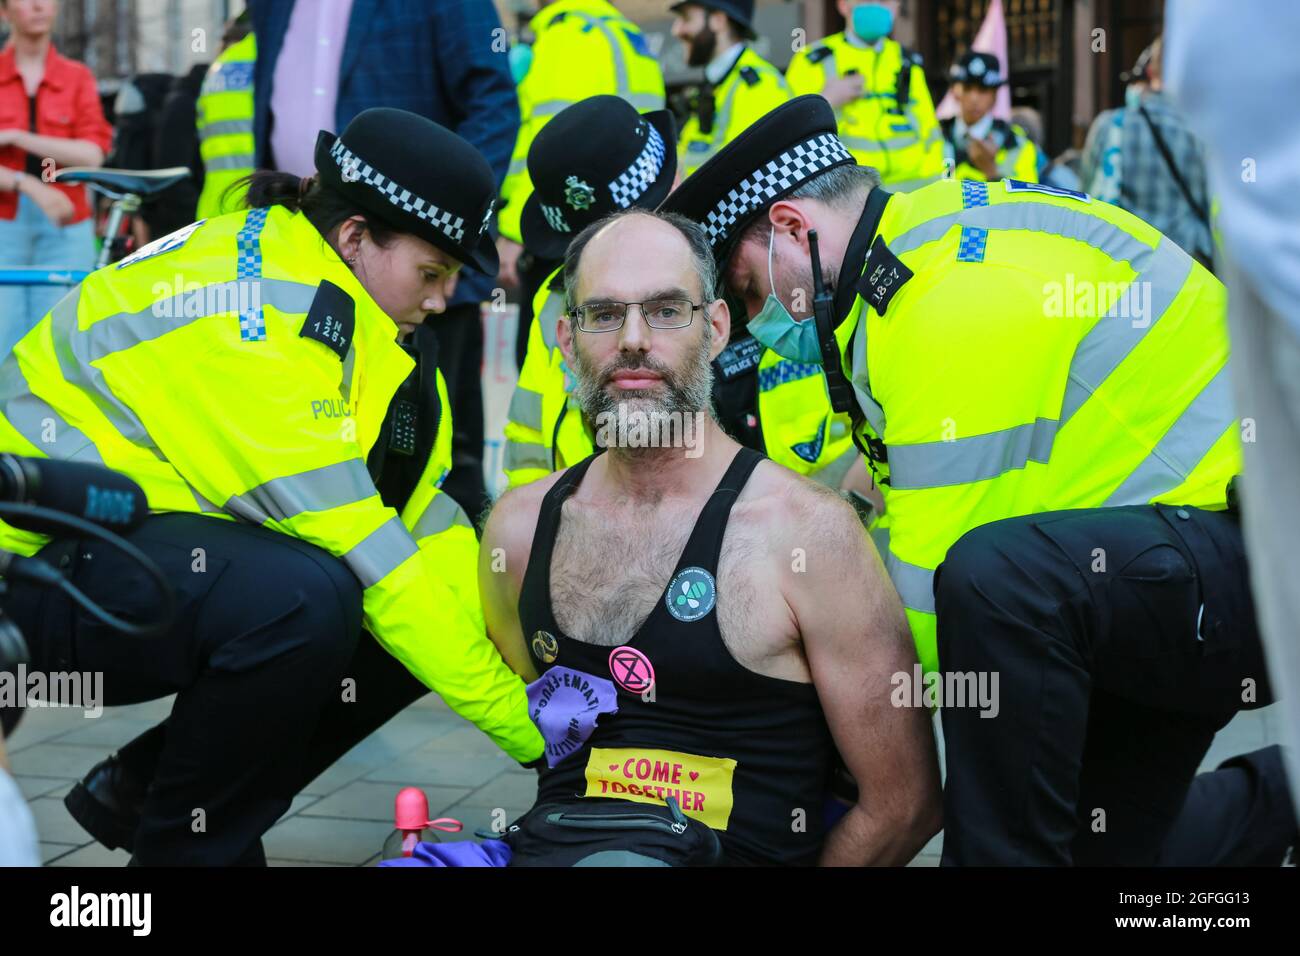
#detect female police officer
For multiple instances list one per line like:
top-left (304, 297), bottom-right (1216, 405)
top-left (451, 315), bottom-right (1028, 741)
top-left (0, 107), bottom-right (544, 865)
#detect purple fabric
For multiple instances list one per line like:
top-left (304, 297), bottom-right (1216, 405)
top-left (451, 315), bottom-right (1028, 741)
top-left (379, 839), bottom-right (512, 867)
top-left (526, 666), bottom-right (619, 768)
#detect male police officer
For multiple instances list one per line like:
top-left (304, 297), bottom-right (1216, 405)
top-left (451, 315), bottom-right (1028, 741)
top-left (786, 0), bottom-right (942, 192)
top-left (662, 96), bottom-right (1294, 865)
top-left (670, 1), bottom-right (791, 180)
top-left (940, 51), bottom-right (1037, 184)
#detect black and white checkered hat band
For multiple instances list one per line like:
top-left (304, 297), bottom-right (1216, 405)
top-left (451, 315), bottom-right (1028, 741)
top-left (608, 123), bottom-right (666, 209)
top-left (540, 203), bottom-right (571, 233)
top-left (703, 133), bottom-right (853, 249)
top-left (330, 139), bottom-right (468, 245)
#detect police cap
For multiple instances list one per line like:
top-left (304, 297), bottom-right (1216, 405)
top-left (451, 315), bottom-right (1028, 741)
top-left (521, 96), bottom-right (678, 262)
top-left (658, 94), bottom-right (855, 266)
top-left (314, 107), bottom-right (499, 275)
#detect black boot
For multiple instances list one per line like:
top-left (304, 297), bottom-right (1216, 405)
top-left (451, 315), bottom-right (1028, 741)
top-left (64, 754), bottom-right (148, 852)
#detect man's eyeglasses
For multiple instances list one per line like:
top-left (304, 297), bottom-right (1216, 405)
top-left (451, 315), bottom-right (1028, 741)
top-left (567, 299), bottom-right (704, 333)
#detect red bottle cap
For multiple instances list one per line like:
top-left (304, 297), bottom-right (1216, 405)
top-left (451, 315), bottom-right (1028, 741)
top-left (394, 786), bottom-right (430, 831)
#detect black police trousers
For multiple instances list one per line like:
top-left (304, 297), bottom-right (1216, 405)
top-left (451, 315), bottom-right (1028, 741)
top-left (4, 512), bottom-right (427, 865)
top-left (936, 504), bottom-right (1293, 865)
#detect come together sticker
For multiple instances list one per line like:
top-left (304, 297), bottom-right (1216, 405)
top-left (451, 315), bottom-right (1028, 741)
top-left (584, 747), bottom-right (737, 830)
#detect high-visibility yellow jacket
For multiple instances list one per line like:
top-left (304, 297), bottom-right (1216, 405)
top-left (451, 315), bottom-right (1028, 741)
top-left (502, 275), bottom-right (591, 484)
top-left (502, 269), bottom-right (857, 488)
top-left (0, 205), bottom-right (544, 762)
top-left (940, 117), bottom-right (1039, 184)
top-left (787, 34), bottom-right (944, 192)
top-left (838, 177), bottom-right (1237, 674)
top-left (678, 45), bottom-right (792, 180)
top-left (195, 32), bottom-right (256, 219)
top-left (498, 0), bottom-right (665, 244)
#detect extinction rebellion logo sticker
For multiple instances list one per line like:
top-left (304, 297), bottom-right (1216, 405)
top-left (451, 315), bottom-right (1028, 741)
top-left (665, 566), bottom-right (716, 623)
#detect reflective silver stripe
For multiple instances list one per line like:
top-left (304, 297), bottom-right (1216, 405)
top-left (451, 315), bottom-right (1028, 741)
top-left (819, 50), bottom-right (838, 85)
top-left (841, 133), bottom-right (920, 153)
top-left (889, 197), bottom-right (1152, 261)
top-left (885, 173), bottom-right (945, 193)
top-left (507, 156), bottom-right (528, 177)
top-left (1102, 367), bottom-right (1234, 506)
top-left (885, 549), bottom-right (935, 614)
top-left (889, 418), bottom-right (1059, 490)
top-left (1059, 240), bottom-right (1194, 422)
top-left (49, 279), bottom-right (318, 454)
top-left (625, 93), bottom-right (665, 111)
top-left (998, 141), bottom-right (1026, 179)
top-left (0, 352), bottom-right (103, 462)
top-left (537, 292), bottom-right (565, 350)
top-left (205, 153), bottom-right (256, 170)
top-left (189, 485), bottom-right (223, 514)
top-left (532, 98), bottom-right (578, 117)
top-left (224, 458), bottom-right (376, 524)
top-left (879, 227), bottom-right (1196, 490)
top-left (850, 316), bottom-right (886, 436)
top-left (339, 345), bottom-right (356, 404)
top-left (507, 386), bottom-right (544, 431)
top-left (199, 119), bottom-right (253, 141)
top-left (715, 72), bottom-right (746, 130)
top-left (569, 12), bottom-right (629, 96)
top-left (344, 515), bottom-right (419, 589)
top-left (870, 524), bottom-right (890, 557)
top-left (49, 288), bottom-right (155, 451)
top-left (79, 277), bottom-right (318, 359)
top-left (504, 440), bottom-right (550, 472)
top-left (411, 491), bottom-right (473, 540)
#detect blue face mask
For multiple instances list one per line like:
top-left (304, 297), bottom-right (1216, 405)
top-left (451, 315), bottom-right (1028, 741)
top-left (508, 44), bottom-right (534, 84)
top-left (747, 231), bottom-right (824, 365)
top-left (851, 3), bottom-right (894, 43)
top-left (1124, 84), bottom-right (1144, 109)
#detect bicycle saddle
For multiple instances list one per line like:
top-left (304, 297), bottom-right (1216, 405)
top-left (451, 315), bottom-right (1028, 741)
top-left (54, 166), bottom-right (192, 197)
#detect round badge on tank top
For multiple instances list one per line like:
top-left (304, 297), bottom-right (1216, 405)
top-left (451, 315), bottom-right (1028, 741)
top-left (665, 566), bottom-right (717, 623)
top-left (608, 646), bottom-right (655, 695)
top-left (531, 630), bottom-right (560, 664)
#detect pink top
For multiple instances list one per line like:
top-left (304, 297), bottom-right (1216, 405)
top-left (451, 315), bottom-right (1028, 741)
top-left (269, 0), bottom-right (354, 177)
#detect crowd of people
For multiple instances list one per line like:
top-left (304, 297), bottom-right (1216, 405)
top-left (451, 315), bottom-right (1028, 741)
top-left (0, 0), bottom-right (1296, 869)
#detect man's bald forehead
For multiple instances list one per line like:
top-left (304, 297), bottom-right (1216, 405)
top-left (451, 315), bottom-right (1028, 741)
top-left (575, 213), bottom-right (700, 300)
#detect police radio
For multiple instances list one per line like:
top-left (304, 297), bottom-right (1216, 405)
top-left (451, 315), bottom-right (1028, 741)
top-left (807, 229), bottom-right (854, 416)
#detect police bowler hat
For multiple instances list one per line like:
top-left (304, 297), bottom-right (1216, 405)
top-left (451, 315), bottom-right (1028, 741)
top-left (521, 96), bottom-right (678, 261)
top-left (315, 107), bottom-right (499, 274)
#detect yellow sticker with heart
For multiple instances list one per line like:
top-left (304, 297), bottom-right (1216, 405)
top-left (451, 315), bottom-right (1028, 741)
top-left (583, 747), bottom-right (737, 830)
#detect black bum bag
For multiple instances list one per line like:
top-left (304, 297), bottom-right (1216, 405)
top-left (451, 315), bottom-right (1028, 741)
top-left (503, 797), bottom-right (723, 867)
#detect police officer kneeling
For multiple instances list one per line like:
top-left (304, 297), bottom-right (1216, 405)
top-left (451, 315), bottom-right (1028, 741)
top-left (0, 108), bottom-right (544, 865)
top-left (663, 96), bottom-right (1295, 866)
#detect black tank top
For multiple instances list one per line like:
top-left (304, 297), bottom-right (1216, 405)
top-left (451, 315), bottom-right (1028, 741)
top-left (519, 447), bottom-right (834, 866)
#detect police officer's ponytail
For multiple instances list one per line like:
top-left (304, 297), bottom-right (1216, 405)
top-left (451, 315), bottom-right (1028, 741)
top-left (242, 170), bottom-right (303, 211)
top-left (237, 171), bottom-right (398, 246)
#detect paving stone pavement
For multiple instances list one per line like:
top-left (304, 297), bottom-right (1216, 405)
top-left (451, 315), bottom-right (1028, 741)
top-left (4, 693), bottom-right (1281, 867)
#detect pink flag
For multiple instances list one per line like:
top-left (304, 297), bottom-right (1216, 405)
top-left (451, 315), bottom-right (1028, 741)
top-left (935, 0), bottom-right (1012, 121)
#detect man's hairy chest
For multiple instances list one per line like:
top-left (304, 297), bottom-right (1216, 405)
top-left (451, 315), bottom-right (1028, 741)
top-left (547, 498), bottom-right (785, 673)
